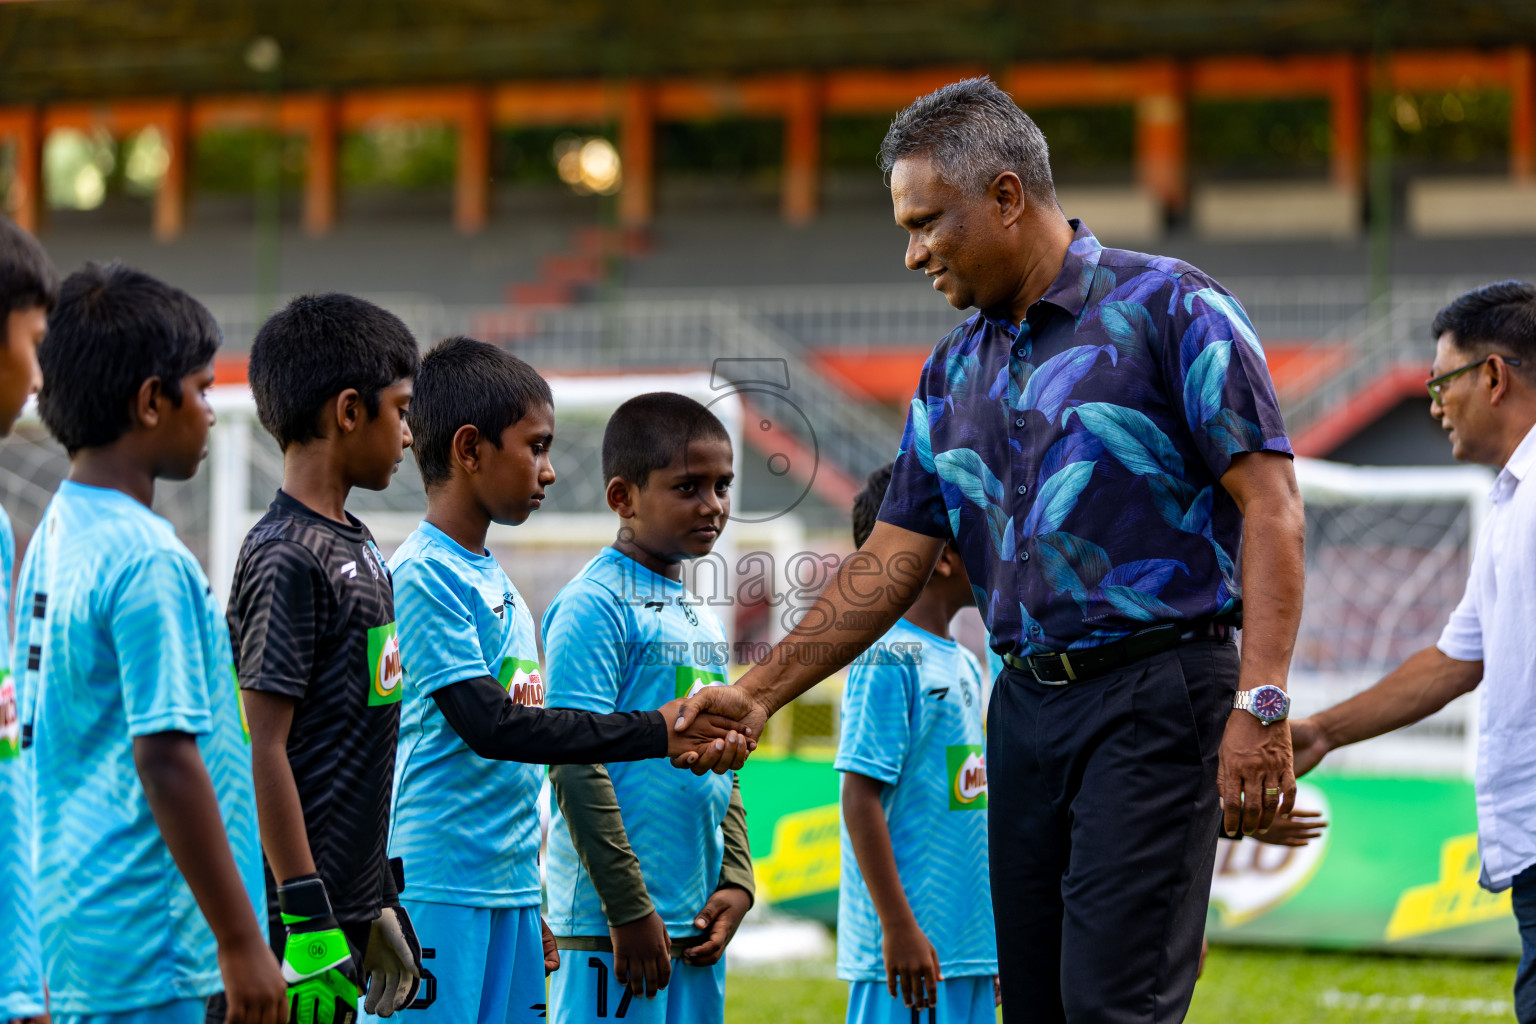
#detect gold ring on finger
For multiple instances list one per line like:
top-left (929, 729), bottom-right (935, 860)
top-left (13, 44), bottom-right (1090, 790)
top-left (1263, 787), bottom-right (1280, 796)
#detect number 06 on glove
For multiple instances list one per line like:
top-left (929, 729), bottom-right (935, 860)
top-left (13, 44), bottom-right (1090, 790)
top-left (277, 874), bottom-right (361, 1024)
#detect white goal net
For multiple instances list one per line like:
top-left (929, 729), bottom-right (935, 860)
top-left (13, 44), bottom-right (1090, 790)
top-left (1289, 457), bottom-right (1493, 778)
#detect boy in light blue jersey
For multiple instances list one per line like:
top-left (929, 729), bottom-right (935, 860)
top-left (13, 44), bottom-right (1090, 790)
top-left (367, 341), bottom-right (748, 1024)
top-left (0, 215), bottom-right (54, 1024)
top-left (544, 393), bottom-right (755, 1024)
top-left (838, 464), bottom-right (998, 1024)
top-left (14, 264), bottom-right (286, 1024)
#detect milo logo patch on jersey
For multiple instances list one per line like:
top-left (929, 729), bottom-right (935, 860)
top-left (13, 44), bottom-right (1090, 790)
top-left (367, 622), bottom-right (405, 706)
top-left (0, 671), bottom-right (17, 760)
top-left (675, 665), bottom-right (726, 700)
top-left (947, 745), bottom-right (987, 810)
top-left (498, 658), bottom-right (545, 707)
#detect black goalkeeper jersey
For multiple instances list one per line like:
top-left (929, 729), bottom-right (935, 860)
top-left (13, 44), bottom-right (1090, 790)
top-left (228, 490), bottom-right (401, 927)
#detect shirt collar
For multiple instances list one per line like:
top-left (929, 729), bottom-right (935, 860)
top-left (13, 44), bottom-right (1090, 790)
top-left (982, 219), bottom-right (1103, 333)
top-left (1501, 422), bottom-right (1536, 485)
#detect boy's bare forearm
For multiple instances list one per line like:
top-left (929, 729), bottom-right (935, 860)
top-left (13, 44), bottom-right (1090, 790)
top-left (842, 773), bottom-right (919, 931)
top-left (243, 689), bottom-right (316, 882)
top-left (134, 732), bottom-right (267, 947)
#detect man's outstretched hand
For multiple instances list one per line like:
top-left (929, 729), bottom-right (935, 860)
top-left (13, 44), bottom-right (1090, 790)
top-left (657, 697), bottom-right (755, 770)
top-left (671, 685), bottom-right (771, 775)
top-left (1288, 716), bottom-right (1331, 778)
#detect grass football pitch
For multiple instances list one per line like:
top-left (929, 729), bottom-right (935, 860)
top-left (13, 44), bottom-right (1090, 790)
top-left (725, 947), bottom-right (1517, 1024)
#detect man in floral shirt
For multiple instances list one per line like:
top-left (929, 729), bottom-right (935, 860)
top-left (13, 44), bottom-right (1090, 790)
top-left (678, 77), bottom-right (1305, 1023)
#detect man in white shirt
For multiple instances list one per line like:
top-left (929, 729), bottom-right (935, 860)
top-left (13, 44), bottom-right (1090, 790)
top-left (1291, 280), bottom-right (1536, 1022)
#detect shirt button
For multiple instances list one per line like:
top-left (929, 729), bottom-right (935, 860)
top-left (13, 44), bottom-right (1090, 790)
top-left (1016, 484), bottom-right (1028, 495)
top-left (1020, 551), bottom-right (1030, 562)
top-left (1015, 417), bottom-right (1025, 428)
top-left (1030, 623), bottom-right (1042, 635)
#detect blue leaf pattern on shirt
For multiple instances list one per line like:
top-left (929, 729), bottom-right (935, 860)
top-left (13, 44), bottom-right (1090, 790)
top-left (1063, 403), bottom-right (1184, 476)
top-left (935, 449), bottom-right (1005, 509)
top-left (1022, 460), bottom-right (1095, 538)
top-left (905, 398), bottom-right (935, 473)
top-left (1183, 288), bottom-right (1264, 357)
top-left (1098, 301), bottom-right (1156, 359)
top-left (1183, 338), bottom-right (1232, 430)
top-left (1020, 344), bottom-right (1117, 419)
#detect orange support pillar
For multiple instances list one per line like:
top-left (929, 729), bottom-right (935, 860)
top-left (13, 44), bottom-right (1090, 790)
top-left (304, 94), bottom-right (339, 236)
top-left (1512, 46), bottom-right (1535, 180)
top-left (9, 108), bottom-right (43, 235)
top-left (154, 100), bottom-right (189, 241)
top-left (1329, 57), bottom-right (1364, 190)
top-left (455, 88), bottom-right (491, 234)
top-left (620, 81), bottom-right (655, 228)
top-left (781, 73), bottom-right (821, 225)
top-left (1135, 62), bottom-right (1186, 213)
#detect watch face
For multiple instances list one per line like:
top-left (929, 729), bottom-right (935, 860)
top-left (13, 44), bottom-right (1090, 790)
top-left (1252, 686), bottom-right (1288, 721)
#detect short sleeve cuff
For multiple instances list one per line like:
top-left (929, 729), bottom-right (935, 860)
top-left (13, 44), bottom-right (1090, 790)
top-left (410, 663), bottom-right (492, 699)
top-left (237, 672), bottom-right (308, 699)
top-left (127, 708), bottom-right (213, 738)
top-left (1436, 633), bottom-right (1483, 663)
top-left (874, 505), bottom-right (952, 540)
top-left (833, 753), bottom-right (901, 787)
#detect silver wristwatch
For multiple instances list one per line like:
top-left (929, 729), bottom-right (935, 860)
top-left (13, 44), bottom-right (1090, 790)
top-left (1232, 684), bottom-right (1291, 726)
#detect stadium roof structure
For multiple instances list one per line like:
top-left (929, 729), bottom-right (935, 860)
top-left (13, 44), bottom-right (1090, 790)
top-left (3, 0), bottom-right (1536, 102)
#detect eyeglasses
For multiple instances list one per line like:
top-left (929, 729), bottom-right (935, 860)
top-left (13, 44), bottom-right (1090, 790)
top-left (1426, 355), bottom-right (1523, 403)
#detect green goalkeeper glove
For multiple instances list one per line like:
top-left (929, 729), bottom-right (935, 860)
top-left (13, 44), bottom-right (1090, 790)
top-left (277, 873), bottom-right (360, 1024)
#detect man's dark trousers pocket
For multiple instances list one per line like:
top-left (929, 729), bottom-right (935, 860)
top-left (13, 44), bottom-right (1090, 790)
top-left (988, 641), bottom-right (1237, 1024)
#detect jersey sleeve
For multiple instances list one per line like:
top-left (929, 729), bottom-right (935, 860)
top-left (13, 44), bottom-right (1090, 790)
top-left (542, 579), bottom-right (628, 714)
top-left (877, 349), bottom-right (952, 540)
top-left (1437, 573), bottom-right (1484, 661)
top-left (232, 540), bottom-right (326, 699)
top-left (834, 649), bottom-right (917, 786)
top-left (1162, 270), bottom-right (1293, 479)
top-left (107, 551), bottom-right (214, 738)
top-left (393, 556), bottom-right (488, 698)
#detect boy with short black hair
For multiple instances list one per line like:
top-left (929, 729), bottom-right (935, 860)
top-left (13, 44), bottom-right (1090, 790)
top-left (18, 262), bottom-right (286, 1024)
top-left (543, 392), bottom-right (754, 1024)
top-left (230, 293), bottom-right (422, 1023)
top-left (0, 215), bottom-right (55, 1024)
top-left (837, 463), bottom-right (997, 1024)
top-left (368, 339), bottom-right (748, 1024)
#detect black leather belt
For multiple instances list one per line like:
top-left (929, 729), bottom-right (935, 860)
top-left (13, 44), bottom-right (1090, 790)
top-left (1001, 621), bottom-right (1235, 685)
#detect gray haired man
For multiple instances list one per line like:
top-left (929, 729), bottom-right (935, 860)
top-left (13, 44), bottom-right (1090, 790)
top-left (678, 78), bottom-right (1305, 1022)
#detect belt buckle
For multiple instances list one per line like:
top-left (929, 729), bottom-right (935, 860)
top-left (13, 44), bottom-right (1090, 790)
top-left (1031, 655), bottom-right (1074, 687)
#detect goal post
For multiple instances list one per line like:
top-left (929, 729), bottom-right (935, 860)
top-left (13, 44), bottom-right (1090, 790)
top-left (1290, 456), bottom-right (1493, 779)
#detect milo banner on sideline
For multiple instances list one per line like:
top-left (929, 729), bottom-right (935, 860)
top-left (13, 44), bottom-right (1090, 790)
top-left (736, 757), bottom-right (1520, 957)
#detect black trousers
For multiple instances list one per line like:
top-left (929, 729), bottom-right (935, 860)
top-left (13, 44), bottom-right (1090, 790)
top-left (989, 640), bottom-right (1238, 1024)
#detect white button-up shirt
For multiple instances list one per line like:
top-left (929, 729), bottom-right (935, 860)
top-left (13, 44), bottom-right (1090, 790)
top-left (1438, 423), bottom-right (1536, 891)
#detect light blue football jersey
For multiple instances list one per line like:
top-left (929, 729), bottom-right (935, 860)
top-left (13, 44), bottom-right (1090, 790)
top-left (15, 482), bottom-right (263, 1014)
top-left (542, 546), bottom-right (732, 938)
top-left (387, 522), bottom-right (545, 907)
top-left (836, 617), bottom-right (996, 982)
top-left (0, 505), bottom-right (44, 1019)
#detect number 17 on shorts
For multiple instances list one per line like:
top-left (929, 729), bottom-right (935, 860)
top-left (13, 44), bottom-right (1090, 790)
top-left (546, 951), bottom-right (725, 1024)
